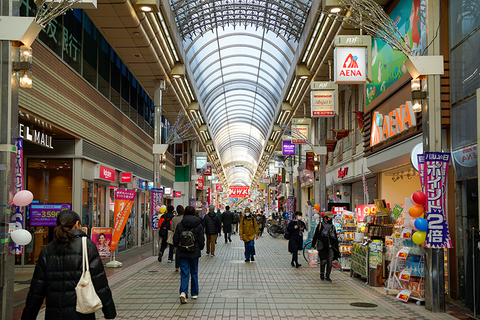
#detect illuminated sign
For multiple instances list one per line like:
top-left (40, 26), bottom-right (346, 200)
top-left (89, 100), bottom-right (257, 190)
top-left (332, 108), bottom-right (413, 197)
top-left (121, 172), bottom-right (132, 183)
top-left (338, 167), bottom-right (348, 179)
top-left (311, 90), bottom-right (335, 117)
top-left (334, 47), bottom-right (367, 84)
top-left (95, 165), bottom-right (115, 182)
top-left (18, 123), bottom-right (53, 149)
top-left (229, 186), bottom-right (249, 198)
top-left (370, 101), bottom-right (416, 147)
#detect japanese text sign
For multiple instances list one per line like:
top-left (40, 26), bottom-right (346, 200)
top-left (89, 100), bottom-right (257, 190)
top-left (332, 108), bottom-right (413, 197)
top-left (110, 189), bottom-right (136, 251)
top-left (311, 90), bottom-right (335, 117)
top-left (150, 188), bottom-right (164, 230)
top-left (356, 204), bottom-right (376, 223)
top-left (229, 186), bottom-right (249, 198)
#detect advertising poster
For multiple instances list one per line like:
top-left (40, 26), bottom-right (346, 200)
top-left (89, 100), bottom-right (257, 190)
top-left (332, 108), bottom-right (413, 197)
top-left (150, 188), bottom-right (164, 230)
top-left (366, 0), bottom-right (426, 104)
top-left (356, 204), bottom-right (377, 222)
top-left (91, 227), bottom-right (112, 258)
top-left (287, 196), bottom-right (295, 222)
top-left (10, 138), bottom-right (24, 254)
top-left (110, 189), bottom-right (136, 251)
top-left (29, 203), bottom-right (72, 226)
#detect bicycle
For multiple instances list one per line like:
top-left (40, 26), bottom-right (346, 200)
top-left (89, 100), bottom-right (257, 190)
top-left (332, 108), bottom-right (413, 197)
top-left (267, 218), bottom-right (287, 238)
top-left (302, 240), bottom-right (313, 262)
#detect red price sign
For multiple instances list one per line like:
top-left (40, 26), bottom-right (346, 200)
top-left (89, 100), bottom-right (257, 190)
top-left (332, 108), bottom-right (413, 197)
top-left (356, 204), bottom-right (377, 222)
top-left (400, 273), bottom-right (410, 281)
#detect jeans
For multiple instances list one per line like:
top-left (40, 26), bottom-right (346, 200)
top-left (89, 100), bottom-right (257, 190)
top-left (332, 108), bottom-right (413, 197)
top-left (159, 238), bottom-right (174, 260)
top-left (206, 234), bottom-right (216, 254)
top-left (244, 240), bottom-right (256, 259)
top-left (320, 248), bottom-right (334, 277)
top-left (232, 224), bottom-right (238, 234)
top-left (224, 232), bottom-right (231, 242)
top-left (179, 258), bottom-right (199, 297)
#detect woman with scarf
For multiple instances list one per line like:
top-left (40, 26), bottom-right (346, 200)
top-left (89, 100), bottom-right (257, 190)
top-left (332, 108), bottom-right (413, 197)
top-left (239, 207), bottom-right (259, 262)
top-left (312, 211), bottom-right (339, 282)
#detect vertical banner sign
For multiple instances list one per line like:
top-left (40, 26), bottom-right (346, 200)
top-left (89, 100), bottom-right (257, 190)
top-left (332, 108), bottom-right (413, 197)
top-left (189, 198), bottom-right (196, 208)
top-left (150, 188), bottom-right (164, 230)
top-left (361, 165), bottom-right (369, 205)
top-left (417, 154), bottom-right (425, 192)
top-left (424, 152), bottom-right (452, 248)
top-left (197, 175), bottom-right (204, 189)
top-left (10, 138), bottom-right (24, 254)
top-left (110, 189), bottom-right (136, 251)
top-left (202, 202), bottom-right (207, 218)
top-left (287, 196), bottom-right (296, 222)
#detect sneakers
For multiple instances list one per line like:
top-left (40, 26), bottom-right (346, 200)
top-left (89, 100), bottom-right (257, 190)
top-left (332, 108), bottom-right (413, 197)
top-left (168, 259), bottom-right (173, 263)
top-left (192, 295), bottom-right (198, 299)
top-left (180, 292), bottom-right (187, 304)
top-left (211, 253), bottom-right (215, 257)
top-left (245, 258), bottom-right (250, 262)
top-left (325, 277), bottom-right (332, 282)
top-left (320, 274), bottom-right (325, 281)
top-left (250, 256), bottom-right (255, 262)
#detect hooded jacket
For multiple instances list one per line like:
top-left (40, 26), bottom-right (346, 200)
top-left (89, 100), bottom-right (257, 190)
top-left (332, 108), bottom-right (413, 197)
top-left (239, 214), bottom-right (259, 242)
top-left (202, 211), bottom-right (221, 235)
top-left (173, 214), bottom-right (205, 259)
top-left (22, 229), bottom-right (116, 320)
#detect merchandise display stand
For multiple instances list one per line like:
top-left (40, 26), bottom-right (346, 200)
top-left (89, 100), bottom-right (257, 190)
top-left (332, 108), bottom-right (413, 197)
top-left (350, 242), bottom-right (369, 284)
top-left (385, 237), bottom-right (425, 305)
top-left (334, 214), bottom-right (355, 270)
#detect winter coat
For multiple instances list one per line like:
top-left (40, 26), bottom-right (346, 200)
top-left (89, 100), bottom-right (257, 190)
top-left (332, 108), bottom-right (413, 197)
top-left (239, 215), bottom-right (259, 242)
top-left (287, 220), bottom-right (306, 253)
top-left (202, 212), bottom-right (221, 235)
top-left (256, 215), bottom-right (266, 230)
top-left (221, 210), bottom-right (234, 233)
top-left (22, 229), bottom-right (116, 320)
top-left (312, 221), bottom-right (340, 261)
top-left (158, 211), bottom-right (174, 239)
top-left (172, 215), bottom-right (184, 234)
top-left (173, 215), bottom-right (205, 259)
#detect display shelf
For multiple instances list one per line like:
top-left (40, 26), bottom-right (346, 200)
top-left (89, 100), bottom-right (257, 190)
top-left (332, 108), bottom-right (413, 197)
top-left (351, 242), bottom-right (369, 283)
top-left (334, 215), bottom-right (356, 271)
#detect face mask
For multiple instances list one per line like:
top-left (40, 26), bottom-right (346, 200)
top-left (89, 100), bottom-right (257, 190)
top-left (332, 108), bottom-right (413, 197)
top-left (296, 216), bottom-right (302, 220)
top-left (245, 212), bottom-right (250, 216)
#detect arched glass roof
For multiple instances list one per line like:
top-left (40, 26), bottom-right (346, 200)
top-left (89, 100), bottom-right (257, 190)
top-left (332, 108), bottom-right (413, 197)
top-left (171, 0), bottom-right (312, 185)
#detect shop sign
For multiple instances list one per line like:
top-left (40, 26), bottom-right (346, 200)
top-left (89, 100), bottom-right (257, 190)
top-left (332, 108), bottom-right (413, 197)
top-left (164, 187), bottom-right (172, 195)
top-left (282, 141), bottom-right (296, 155)
top-left (174, 191), bottom-right (181, 198)
top-left (204, 165), bottom-right (212, 176)
top-left (216, 184), bottom-right (223, 192)
top-left (18, 123), bottom-right (53, 149)
top-left (121, 172), bottom-right (132, 183)
top-left (311, 90), bottom-right (335, 117)
top-left (91, 228), bottom-right (112, 258)
top-left (306, 152), bottom-right (315, 172)
top-left (356, 204), bottom-right (377, 223)
top-left (291, 118), bottom-right (311, 144)
top-left (229, 186), bottom-right (249, 198)
top-left (452, 144), bottom-right (477, 168)
top-left (30, 203), bottom-right (72, 226)
top-left (338, 167), bottom-right (348, 179)
top-left (95, 164), bottom-right (115, 182)
top-left (370, 101), bottom-right (416, 147)
top-left (197, 175), bottom-right (204, 189)
top-left (137, 178), bottom-right (145, 190)
top-left (423, 152), bottom-right (452, 248)
top-left (334, 47), bottom-right (367, 84)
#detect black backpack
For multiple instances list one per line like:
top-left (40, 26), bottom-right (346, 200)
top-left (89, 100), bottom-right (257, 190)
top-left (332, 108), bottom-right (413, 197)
top-left (178, 224), bottom-right (195, 252)
top-left (159, 216), bottom-right (171, 239)
top-left (233, 214), bottom-right (239, 224)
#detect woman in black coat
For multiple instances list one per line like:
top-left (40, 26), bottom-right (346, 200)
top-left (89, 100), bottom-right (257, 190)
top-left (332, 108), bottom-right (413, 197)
top-left (22, 210), bottom-right (116, 320)
top-left (312, 211), bottom-right (340, 282)
top-left (287, 211), bottom-right (306, 268)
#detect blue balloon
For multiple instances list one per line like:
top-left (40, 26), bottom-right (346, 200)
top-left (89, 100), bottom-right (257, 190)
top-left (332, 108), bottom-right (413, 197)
top-left (414, 218), bottom-right (428, 232)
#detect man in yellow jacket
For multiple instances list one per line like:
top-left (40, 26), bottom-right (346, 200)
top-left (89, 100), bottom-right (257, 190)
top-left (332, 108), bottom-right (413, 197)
top-left (239, 207), bottom-right (259, 262)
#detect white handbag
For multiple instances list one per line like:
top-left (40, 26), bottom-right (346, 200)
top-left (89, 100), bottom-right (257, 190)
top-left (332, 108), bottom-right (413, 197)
top-left (76, 236), bottom-right (103, 314)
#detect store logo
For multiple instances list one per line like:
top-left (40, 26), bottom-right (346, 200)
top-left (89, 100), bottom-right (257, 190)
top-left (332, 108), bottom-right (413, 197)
top-left (345, 37), bottom-right (361, 45)
top-left (338, 167), bottom-right (348, 179)
top-left (339, 54), bottom-right (361, 77)
top-left (370, 101), bottom-right (416, 147)
top-left (99, 165), bottom-right (115, 182)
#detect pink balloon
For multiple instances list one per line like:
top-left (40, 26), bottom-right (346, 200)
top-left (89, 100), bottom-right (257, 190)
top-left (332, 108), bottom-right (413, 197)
top-left (13, 190), bottom-right (33, 207)
top-left (411, 191), bottom-right (426, 206)
top-left (313, 209), bottom-right (319, 214)
top-left (409, 218), bottom-right (417, 231)
top-left (155, 205), bottom-right (161, 213)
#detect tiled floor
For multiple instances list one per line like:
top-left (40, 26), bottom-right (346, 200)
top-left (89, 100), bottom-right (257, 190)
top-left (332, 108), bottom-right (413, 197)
top-left (33, 234), bottom-right (458, 319)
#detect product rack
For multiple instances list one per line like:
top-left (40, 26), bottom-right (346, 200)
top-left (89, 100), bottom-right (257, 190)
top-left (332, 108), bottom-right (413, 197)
top-left (334, 214), bottom-right (355, 271)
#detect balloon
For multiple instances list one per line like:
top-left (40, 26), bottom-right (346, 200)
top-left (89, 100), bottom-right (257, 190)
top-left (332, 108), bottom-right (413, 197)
top-left (320, 212), bottom-right (325, 218)
top-left (411, 191), bottom-right (426, 206)
top-left (313, 209), bottom-right (319, 214)
top-left (409, 219), bottom-right (417, 231)
top-left (13, 190), bottom-right (33, 207)
top-left (408, 205), bottom-right (424, 218)
top-left (412, 231), bottom-right (427, 244)
top-left (155, 206), bottom-right (161, 213)
top-left (10, 229), bottom-right (32, 245)
top-left (414, 218), bottom-right (428, 232)
top-left (314, 204), bottom-right (320, 211)
top-left (160, 205), bottom-right (167, 213)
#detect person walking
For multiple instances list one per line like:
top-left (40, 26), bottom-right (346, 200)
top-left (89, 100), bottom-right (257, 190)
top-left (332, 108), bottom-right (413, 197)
top-left (256, 212), bottom-right (266, 236)
top-left (158, 205), bottom-right (175, 263)
top-left (221, 205), bottom-right (234, 243)
top-left (287, 211), bottom-right (306, 268)
top-left (202, 205), bottom-right (221, 256)
top-left (215, 208), bottom-right (222, 243)
top-left (22, 210), bottom-right (116, 320)
top-left (173, 205), bottom-right (205, 304)
top-left (239, 207), bottom-right (259, 262)
top-left (312, 211), bottom-right (340, 282)
top-left (172, 205), bottom-right (185, 271)
top-left (232, 210), bottom-right (239, 235)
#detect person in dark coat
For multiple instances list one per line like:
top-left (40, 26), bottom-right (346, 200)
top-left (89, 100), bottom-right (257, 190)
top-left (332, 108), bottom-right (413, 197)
top-left (173, 205), bottom-right (205, 304)
top-left (221, 206), bottom-right (234, 243)
top-left (287, 211), bottom-right (306, 268)
top-left (256, 212), bottom-right (266, 236)
top-left (22, 210), bottom-right (116, 320)
top-left (202, 205), bottom-right (221, 256)
top-left (158, 205), bottom-right (175, 262)
top-left (312, 211), bottom-right (340, 282)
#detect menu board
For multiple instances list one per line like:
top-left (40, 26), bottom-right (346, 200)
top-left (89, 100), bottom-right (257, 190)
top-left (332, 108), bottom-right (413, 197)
top-left (30, 203), bottom-right (72, 226)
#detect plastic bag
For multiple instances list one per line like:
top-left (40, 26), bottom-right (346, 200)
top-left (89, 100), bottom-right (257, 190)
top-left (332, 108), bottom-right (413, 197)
top-left (308, 249), bottom-right (319, 267)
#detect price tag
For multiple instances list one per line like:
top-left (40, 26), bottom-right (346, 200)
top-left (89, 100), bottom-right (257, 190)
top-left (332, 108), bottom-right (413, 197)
top-left (397, 247), bottom-right (410, 259)
top-left (386, 239), bottom-right (393, 246)
top-left (399, 269), bottom-right (411, 281)
top-left (343, 210), bottom-right (354, 220)
top-left (394, 232), bottom-right (401, 238)
top-left (401, 227), bottom-right (412, 239)
top-left (396, 289), bottom-right (412, 302)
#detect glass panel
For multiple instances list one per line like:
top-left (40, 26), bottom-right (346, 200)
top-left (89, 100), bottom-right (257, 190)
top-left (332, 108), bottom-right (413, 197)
top-left (452, 98), bottom-right (477, 148)
top-left (38, 15), bottom-right (63, 57)
top-left (63, 10), bottom-right (82, 73)
top-left (450, 0), bottom-right (480, 48)
top-left (83, 12), bottom-right (97, 87)
top-left (98, 34), bottom-right (110, 98)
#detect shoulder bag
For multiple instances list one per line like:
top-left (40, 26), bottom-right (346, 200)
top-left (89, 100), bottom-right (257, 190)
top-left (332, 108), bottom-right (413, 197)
top-left (76, 236), bottom-right (103, 314)
top-left (167, 230), bottom-right (174, 245)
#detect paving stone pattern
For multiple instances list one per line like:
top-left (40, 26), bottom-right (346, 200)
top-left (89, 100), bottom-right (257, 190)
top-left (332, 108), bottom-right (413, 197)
top-left (35, 234), bottom-right (456, 319)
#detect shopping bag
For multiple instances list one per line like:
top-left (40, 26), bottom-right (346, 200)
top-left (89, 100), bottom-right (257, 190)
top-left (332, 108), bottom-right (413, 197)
top-left (76, 237), bottom-right (103, 314)
top-left (308, 249), bottom-right (319, 267)
top-left (167, 230), bottom-right (174, 245)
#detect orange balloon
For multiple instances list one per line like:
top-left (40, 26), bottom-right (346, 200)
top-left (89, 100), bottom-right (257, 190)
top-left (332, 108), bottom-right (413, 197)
top-left (314, 204), bottom-right (320, 211)
top-left (408, 204), bottom-right (424, 218)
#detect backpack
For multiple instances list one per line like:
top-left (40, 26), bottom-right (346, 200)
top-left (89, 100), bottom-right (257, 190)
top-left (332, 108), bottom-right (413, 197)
top-left (233, 214), bottom-right (238, 224)
top-left (178, 225), bottom-right (195, 252)
top-left (159, 216), bottom-right (172, 239)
